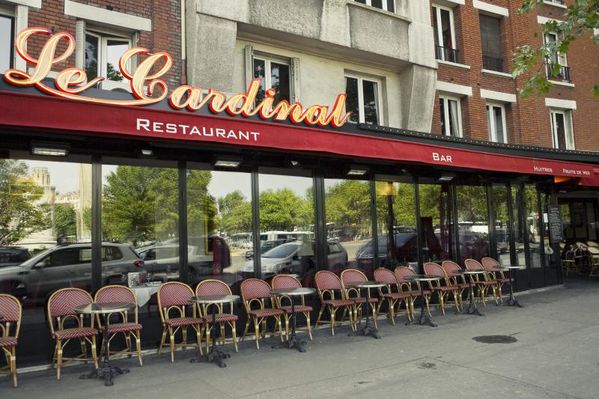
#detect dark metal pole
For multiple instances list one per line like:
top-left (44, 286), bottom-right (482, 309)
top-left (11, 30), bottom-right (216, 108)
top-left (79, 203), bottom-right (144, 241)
top-left (506, 184), bottom-right (518, 266)
top-left (415, 178), bottom-right (423, 274)
top-left (178, 161), bottom-right (189, 284)
top-left (91, 155), bottom-right (102, 292)
top-left (369, 179), bottom-right (379, 269)
top-left (251, 170), bottom-right (261, 278)
top-left (486, 184), bottom-right (497, 260)
top-left (313, 172), bottom-right (327, 273)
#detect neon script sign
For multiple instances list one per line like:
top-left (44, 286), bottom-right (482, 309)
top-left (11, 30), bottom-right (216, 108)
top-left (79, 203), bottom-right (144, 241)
top-left (3, 27), bottom-right (351, 128)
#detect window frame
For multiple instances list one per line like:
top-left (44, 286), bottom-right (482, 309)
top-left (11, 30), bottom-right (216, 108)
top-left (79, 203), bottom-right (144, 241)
top-left (0, 7), bottom-right (15, 71)
top-left (355, 0), bottom-right (396, 13)
top-left (486, 102), bottom-right (508, 144)
top-left (85, 29), bottom-right (132, 91)
top-left (549, 108), bottom-right (575, 150)
top-left (439, 95), bottom-right (463, 137)
top-left (432, 4), bottom-right (457, 61)
top-left (344, 73), bottom-right (384, 125)
top-left (252, 53), bottom-right (292, 102)
top-left (479, 13), bottom-right (504, 72)
top-left (543, 31), bottom-right (568, 67)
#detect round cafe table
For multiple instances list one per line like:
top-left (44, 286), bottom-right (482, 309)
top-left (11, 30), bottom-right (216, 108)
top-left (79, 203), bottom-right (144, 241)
top-left (462, 270), bottom-right (487, 316)
top-left (270, 287), bottom-right (315, 352)
top-left (189, 294), bottom-right (239, 368)
top-left (346, 281), bottom-right (385, 338)
top-left (497, 265), bottom-right (526, 307)
top-left (403, 275), bottom-right (441, 327)
top-left (76, 302), bottom-right (133, 386)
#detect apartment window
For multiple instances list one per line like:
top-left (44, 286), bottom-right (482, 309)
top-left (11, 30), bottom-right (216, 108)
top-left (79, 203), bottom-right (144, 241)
top-left (439, 96), bottom-right (463, 137)
top-left (354, 0), bottom-right (395, 13)
top-left (0, 12), bottom-right (14, 72)
top-left (85, 31), bottom-right (131, 89)
top-left (432, 5), bottom-right (458, 63)
top-left (550, 109), bottom-right (574, 150)
top-left (543, 32), bottom-right (570, 82)
top-left (480, 15), bottom-right (503, 72)
top-left (345, 75), bottom-right (382, 125)
top-left (486, 103), bottom-right (507, 143)
top-left (253, 55), bottom-right (291, 105)
top-left (543, 0), bottom-right (565, 5)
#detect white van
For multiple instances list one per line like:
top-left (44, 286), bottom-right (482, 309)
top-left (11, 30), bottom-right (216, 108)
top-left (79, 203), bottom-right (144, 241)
top-left (259, 231), bottom-right (313, 242)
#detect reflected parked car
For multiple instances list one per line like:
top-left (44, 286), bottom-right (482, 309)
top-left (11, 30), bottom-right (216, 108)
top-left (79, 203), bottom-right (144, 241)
top-left (240, 240), bottom-right (348, 277)
top-left (356, 233), bottom-right (419, 270)
top-left (0, 247), bottom-right (31, 268)
top-left (244, 239), bottom-right (286, 260)
top-left (0, 243), bottom-right (143, 300)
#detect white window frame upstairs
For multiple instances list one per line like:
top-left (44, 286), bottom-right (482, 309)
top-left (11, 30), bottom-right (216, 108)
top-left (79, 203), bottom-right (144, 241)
top-left (486, 102), bottom-right (508, 143)
top-left (85, 29), bottom-right (132, 91)
top-left (543, 31), bottom-right (568, 67)
top-left (0, 3), bottom-right (16, 71)
top-left (252, 53), bottom-right (292, 100)
top-left (355, 0), bottom-right (396, 13)
top-left (432, 4), bottom-right (457, 62)
top-left (345, 73), bottom-right (384, 125)
top-left (550, 109), bottom-right (575, 150)
top-left (439, 95), bottom-right (463, 137)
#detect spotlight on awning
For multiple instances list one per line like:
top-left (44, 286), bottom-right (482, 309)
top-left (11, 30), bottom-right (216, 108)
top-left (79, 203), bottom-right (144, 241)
top-left (347, 166), bottom-right (368, 176)
top-left (140, 148), bottom-right (154, 157)
top-left (290, 160), bottom-right (300, 167)
top-left (437, 173), bottom-right (455, 182)
top-left (31, 143), bottom-right (69, 157)
top-left (214, 158), bottom-right (241, 168)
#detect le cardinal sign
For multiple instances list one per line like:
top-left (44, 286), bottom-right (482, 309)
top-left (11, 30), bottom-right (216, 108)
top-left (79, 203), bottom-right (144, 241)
top-left (2, 27), bottom-right (351, 128)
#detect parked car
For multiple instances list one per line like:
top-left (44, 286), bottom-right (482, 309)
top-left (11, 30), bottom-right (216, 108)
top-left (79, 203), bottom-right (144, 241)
top-left (244, 239), bottom-right (286, 260)
top-left (240, 240), bottom-right (348, 277)
top-left (0, 243), bottom-right (143, 300)
top-left (356, 233), bottom-right (419, 270)
top-left (0, 247), bottom-right (31, 268)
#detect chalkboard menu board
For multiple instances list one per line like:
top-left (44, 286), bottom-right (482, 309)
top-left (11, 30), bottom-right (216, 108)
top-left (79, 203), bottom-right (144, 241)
top-left (548, 205), bottom-right (563, 243)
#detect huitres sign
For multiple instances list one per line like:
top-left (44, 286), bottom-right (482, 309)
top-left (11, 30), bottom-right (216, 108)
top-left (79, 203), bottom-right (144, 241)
top-left (3, 27), bottom-right (351, 128)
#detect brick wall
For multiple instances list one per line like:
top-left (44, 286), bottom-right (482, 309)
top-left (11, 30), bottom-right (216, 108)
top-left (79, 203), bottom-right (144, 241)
top-left (23, 0), bottom-right (182, 87)
top-left (431, 0), bottom-right (599, 151)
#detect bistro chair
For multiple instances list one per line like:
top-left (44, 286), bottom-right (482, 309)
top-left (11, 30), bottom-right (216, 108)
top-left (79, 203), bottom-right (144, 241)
top-left (157, 282), bottom-right (204, 362)
top-left (464, 259), bottom-right (499, 305)
top-left (240, 278), bottom-right (285, 349)
top-left (373, 267), bottom-right (412, 325)
top-left (47, 288), bottom-right (98, 380)
top-left (441, 260), bottom-right (468, 309)
top-left (0, 294), bottom-right (21, 387)
top-left (94, 285), bottom-right (143, 366)
top-left (394, 266), bottom-right (431, 318)
top-left (195, 279), bottom-right (239, 352)
top-left (340, 268), bottom-right (379, 328)
top-left (586, 247), bottom-right (599, 277)
top-left (423, 262), bottom-right (461, 315)
top-left (481, 257), bottom-right (512, 301)
top-left (314, 270), bottom-right (356, 335)
top-left (271, 274), bottom-right (313, 340)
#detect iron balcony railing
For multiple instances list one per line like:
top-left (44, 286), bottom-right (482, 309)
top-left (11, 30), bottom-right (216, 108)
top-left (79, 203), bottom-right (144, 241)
top-left (545, 63), bottom-right (571, 82)
top-left (482, 55), bottom-right (504, 72)
top-left (435, 45), bottom-right (460, 64)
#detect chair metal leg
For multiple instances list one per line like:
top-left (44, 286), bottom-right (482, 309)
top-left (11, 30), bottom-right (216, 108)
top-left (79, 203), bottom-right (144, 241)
top-left (330, 307), bottom-right (337, 336)
top-left (135, 331), bottom-right (143, 366)
top-left (11, 347), bottom-right (17, 388)
top-left (305, 313), bottom-right (313, 340)
top-left (56, 340), bottom-right (63, 380)
top-left (231, 322), bottom-right (239, 352)
top-left (168, 327), bottom-right (175, 363)
top-left (242, 318), bottom-right (251, 341)
top-left (316, 307), bottom-right (324, 327)
top-left (158, 328), bottom-right (167, 354)
top-left (91, 336), bottom-right (98, 369)
top-left (253, 318), bottom-right (261, 349)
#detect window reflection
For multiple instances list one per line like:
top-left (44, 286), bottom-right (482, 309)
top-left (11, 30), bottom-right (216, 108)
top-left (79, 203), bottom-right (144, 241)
top-left (456, 185), bottom-right (489, 263)
top-left (419, 183), bottom-right (451, 263)
top-left (492, 184), bottom-right (511, 265)
top-left (525, 184), bottom-right (542, 269)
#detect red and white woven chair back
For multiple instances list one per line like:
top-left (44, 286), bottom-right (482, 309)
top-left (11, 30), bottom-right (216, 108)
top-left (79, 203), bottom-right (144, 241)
top-left (394, 266), bottom-right (416, 283)
top-left (441, 260), bottom-right (462, 274)
top-left (48, 288), bottom-right (93, 318)
top-left (95, 285), bottom-right (137, 306)
top-left (158, 282), bottom-right (194, 308)
top-left (240, 278), bottom-right (271, 301)
top-left (464, 258), bottom-right (484, 271)
top-left (481, 257), bottom-right (500, 272)
top-left (196, 279), bottom-right (232, 296)
top-left (315, 270), bottom-right (342, 291)
top-left (424, 262), bottom-right (445, 278)
top-left (340, 268), bottom-right (367, 286)
top-left (374, 268), bottom-right (396, 285)
top-left (271, 274), bottom-right (302, 290)
top-left (0, 294), bottom-right (21, 324)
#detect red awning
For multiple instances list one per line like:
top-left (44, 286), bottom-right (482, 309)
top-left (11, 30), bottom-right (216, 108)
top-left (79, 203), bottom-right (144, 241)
top-left (1, 90), bottom-right (598, 186)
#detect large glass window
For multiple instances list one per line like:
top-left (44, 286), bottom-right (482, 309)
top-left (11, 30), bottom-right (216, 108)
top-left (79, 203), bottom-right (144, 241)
top-left (324, 179), bottom-right (372, 274)
top-left (543, 31), bottom-right (570, 81)
top-left (492, 184), bottom-right (511, 265)
top-left (419, 183), bottom-right (452, 264)
top-left (0, 13), bottom-right (13, 72)
top-left (456, 185), bottom-right (490, 263)
top-left (85, 31), bottom-right (131, 90)
top-left (253, 55), bottom-right (291, 105)
top-left (345, 75), bottom-right (381, 125)
top-left (486, 103), bottom-right (507, 143)
top-left (188, 168), bottom-right (251, 286)
top-left (525, 184), bottom-right (542, 269)
top-left (432, 5), bottom-right (458, 63)
top-left (0, 158), bottom-right (92, 363)
top-left (439, 96), bottom-right (463, 137)
top-left (550, 109), bottom-right (575, 150)
top-left (480, 14), bottom-right (504, 72)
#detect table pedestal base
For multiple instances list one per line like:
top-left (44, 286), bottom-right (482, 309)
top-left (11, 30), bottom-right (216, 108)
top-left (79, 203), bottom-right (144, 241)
top-left (273, 333), bottom-right (308, 352)
top-left (505, 296), bottom-right (523, 307)
top-left (191, 347), bottom-right (230, 368)
top-left (349, 323), bottom-right (381, 339)
top-left (80, 364), bottom-right (129, 387)
top-left (464, 302), bottom-right (485, 316)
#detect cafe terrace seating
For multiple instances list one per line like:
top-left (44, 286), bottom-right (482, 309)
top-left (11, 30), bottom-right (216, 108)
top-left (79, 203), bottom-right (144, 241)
top-left (373, 267), bottom-right (412, 325)
top-left (157, 282), bottom-right (204, 362)
top-left (0, 294), bottom-right (21, 387)
top-left (341, 268), bottom-right (379, 328)
top-left (441, 260), bottom-right (468, 309)
top-left (481, 257), bottom-right (513, 301)
top-left (195, 279), bottom-right (239, 352)
top-left (314, 270), bottom-right (356, 335)
top-left (464, 259), bottom-right (499, 306)
top-left (47, 288), bottom-right (99, 380)
top-left (271, 274), bottom-right (313, 340)
top-left (394, 266), bottom-right (431, 318)
top-left (240, 278), bottom-right (285, 349)
top-left (95, 285), bottom-right (143, 366)
top-left (423, 262), bottom-right (461, 315)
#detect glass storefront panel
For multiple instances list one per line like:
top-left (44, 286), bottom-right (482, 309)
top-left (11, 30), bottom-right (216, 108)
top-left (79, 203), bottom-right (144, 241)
top-left (0, 157), bottom-right (92, 363)
top-left (512, 185), bottom-right (526, 266)
top-left (525, 184), bottom-right (542, 269)
top-left (188, 168), bottom-right (251, 286)
top-left (374, 180), bottom-right (418, 270)
top-left (324, 179), bottom-right (372, 274)
top-left (255, 173), bottom-right (315, 281)
top-left (419, 183), bottom-right (452, 264)
top-left (456, 185), bottom-right (490, 262)
top-left (492, 184), bottom-right (511, 265)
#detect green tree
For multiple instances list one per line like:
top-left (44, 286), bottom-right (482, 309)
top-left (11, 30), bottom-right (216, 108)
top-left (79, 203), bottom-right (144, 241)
top-left (53, 204), bottom-right (77, 239)
top-left (325, 181), bottom-right (371, 235)
top-left (259, 189), bottom-right (311, 231)
top-left (513, 0), bottom-right (599, 96)
top-left (218, 190), bottom-right (251, 234)
top-left (0, 160), bottom-right (46, 246)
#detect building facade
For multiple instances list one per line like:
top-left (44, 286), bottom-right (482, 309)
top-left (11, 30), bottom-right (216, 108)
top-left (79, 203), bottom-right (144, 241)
top-left (0, 0), bottom-right (598, 367)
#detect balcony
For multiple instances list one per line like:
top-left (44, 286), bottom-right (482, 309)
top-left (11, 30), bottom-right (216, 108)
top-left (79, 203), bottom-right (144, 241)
top-left (545, 63), bottom-right (571, 82)
top-left (482, 55), bottom-right (504, 72)
top-left (435, 46), bottom-right (460, 64)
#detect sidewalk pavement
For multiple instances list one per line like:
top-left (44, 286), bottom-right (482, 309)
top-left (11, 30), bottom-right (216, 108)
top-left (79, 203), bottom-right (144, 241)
top-left (3, 281), bottom-right (599, 399)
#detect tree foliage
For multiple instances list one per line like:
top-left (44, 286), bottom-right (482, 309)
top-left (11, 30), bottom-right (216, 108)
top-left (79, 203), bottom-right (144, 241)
top-left (218, 190), bottom-right (252, 234)
top-left (53, 204), bottom-right (77, 239)
top-left (513, 0), bottom-right (599, 96)
top-left (259, 188), bottom-right (312, 231)
top-left (0, 160), bottom-right (46, 246)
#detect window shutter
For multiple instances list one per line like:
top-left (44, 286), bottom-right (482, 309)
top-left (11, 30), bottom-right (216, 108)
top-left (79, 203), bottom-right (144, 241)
top-left (290, 57), bottom-right (300, 103)
top-left (244, 45), bottom-right (254, 87)
top-left (75, 20), bottom-right (86, 69)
